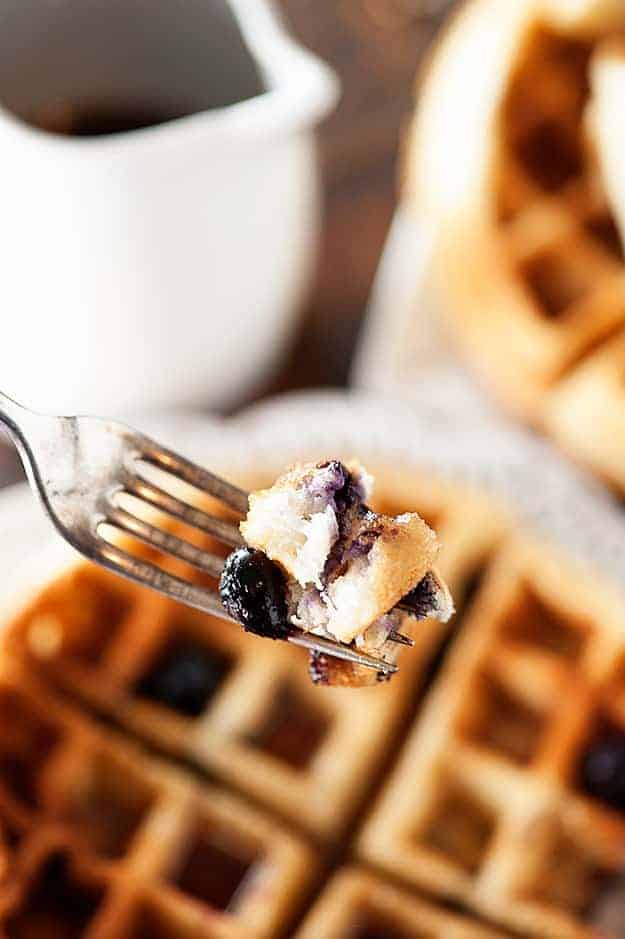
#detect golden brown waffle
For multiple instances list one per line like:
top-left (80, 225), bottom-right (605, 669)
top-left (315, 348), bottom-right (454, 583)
top-left (296, 866), bottom-right (513, 938)
top-left (0, 661), bottom-right (314, 938)
top-left (4, 469), bottom-right (505, 843)
top-left (409, 0), bottom-right (625, 498)
top-left (4, 465), bottom-right (625, 937)
top-left (544, 329), bottom-right (625, 495)
top-left (359, 536), bottom-right (625, 937)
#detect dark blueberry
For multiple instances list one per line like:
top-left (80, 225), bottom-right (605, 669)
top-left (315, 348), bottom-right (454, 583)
top-left (325, 524), bottom-right (383, 583)
top-left (579, 729), bottom-right (625, 812)
top-left (321, 469), bottom-right (372, 583)
top-left (309, 651), bottom-right (332, 685)
top-left (333, 482), bottom-right (361, 532)
top-left (136, 641), bottom-right (230, 717)
top-left (401, 571), bottom-right (438, 620)
top-left (346, 525), bottom-right (383, 561)
top-left (219, 547), bottom-right (291, 640)
top-left (309, 460), bottom-right (348, 501)
top-left (314, 460), bottom-right (364, 537)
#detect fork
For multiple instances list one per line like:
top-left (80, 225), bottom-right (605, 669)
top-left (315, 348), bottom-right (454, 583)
top-left (0, 390), bottom-right (398, 676)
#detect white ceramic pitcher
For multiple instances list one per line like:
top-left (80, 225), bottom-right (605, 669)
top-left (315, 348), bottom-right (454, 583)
top-left (0, 0), bottom-right (338, 412)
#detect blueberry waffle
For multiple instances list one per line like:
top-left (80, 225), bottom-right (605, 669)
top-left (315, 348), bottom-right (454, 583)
top-left (235, 460), bottom-right (453, 685)
top-left (359, 538), bottom-right (625, 937)
top-left (410, 0), bottom-right (625, 499)
top-left (3, 464), bottom-right (624, 937)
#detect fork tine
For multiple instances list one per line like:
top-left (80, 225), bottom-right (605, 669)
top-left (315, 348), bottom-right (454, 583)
top-left (102, 506), bottom-right (226, 578)
top-left (124, 476), bottom-right (245, 547)
top-left (98, 540), bottom-right (392, 673)
top-left (137, 439), bottom-right (249, 513)
top-left (287, 632), bottom-right (397, 674)
top-left (387, 630), bottom-right (414, 647)
top-left (96, 540), bottom-right (230, 619)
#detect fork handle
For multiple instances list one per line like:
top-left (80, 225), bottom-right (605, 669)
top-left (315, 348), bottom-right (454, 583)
top-left (0, 390), bottom-right (47, 488)
top-left (0, 389), bottom-right (35, 443)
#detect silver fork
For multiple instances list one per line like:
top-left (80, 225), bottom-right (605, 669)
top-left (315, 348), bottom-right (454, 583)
top-left (0, 390), bottom-right (397, 676)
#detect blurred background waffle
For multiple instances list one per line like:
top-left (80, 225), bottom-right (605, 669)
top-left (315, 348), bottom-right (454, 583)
top-left (0, 394), bottom-right (623, 937)
top-left (358, 0), bottom-right (625, 502)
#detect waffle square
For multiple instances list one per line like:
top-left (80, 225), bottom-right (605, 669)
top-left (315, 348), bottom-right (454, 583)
top-left (0, 836), bottom-right (301, 939)
top-left (295, 866), bottom-right (513, 938)
top-left (5, 472), bottom-right (505, 843)
top-left (545, 330), bottom-right (625, 494)
top-left (359, 537), bottom-right (625, 937)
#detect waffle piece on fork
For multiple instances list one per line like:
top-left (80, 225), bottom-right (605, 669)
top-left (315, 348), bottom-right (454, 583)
top-left (229, 460), bottom-right (453, 686)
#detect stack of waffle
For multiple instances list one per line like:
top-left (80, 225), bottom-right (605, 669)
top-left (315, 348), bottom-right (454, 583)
top-left (0, 463), bottom-right (623, 936)
top-left (409, 0), bottom-right (625, 499)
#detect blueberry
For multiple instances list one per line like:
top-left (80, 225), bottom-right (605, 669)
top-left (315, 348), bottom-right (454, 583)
top-left (579, 729), bottom-right (625, 812)
top-left (219, 547), bottom-right (290, 640)
top-left (401, 571), bottom-right (438, 620)
top-left (136, 641), bottom-right (230, 717)
top-left (308, 460), bottom-right (348, 501)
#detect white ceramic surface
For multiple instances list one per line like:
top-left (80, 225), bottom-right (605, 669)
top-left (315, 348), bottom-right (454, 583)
top-left (0, 0), bottom-right (338, 413)
top-left (1, 391), bottom-right (624, 618)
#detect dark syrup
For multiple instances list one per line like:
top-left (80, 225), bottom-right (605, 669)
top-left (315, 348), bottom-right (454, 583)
top-left (31, 101), bottom-right (180, 136)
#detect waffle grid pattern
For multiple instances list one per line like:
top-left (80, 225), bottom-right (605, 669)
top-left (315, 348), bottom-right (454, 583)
top-left (431, 16), bottom-right (625, 497)
top-left (0, 662), bottom-right (314, 939)
top-left (497, 23), bottom-right (625, 493)
top-left (360, 538), bottom-right (625, 937)
top-left (496, 27), bottom-right (625, 388)
top-left (2, 472), bottom-right (624, 936)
